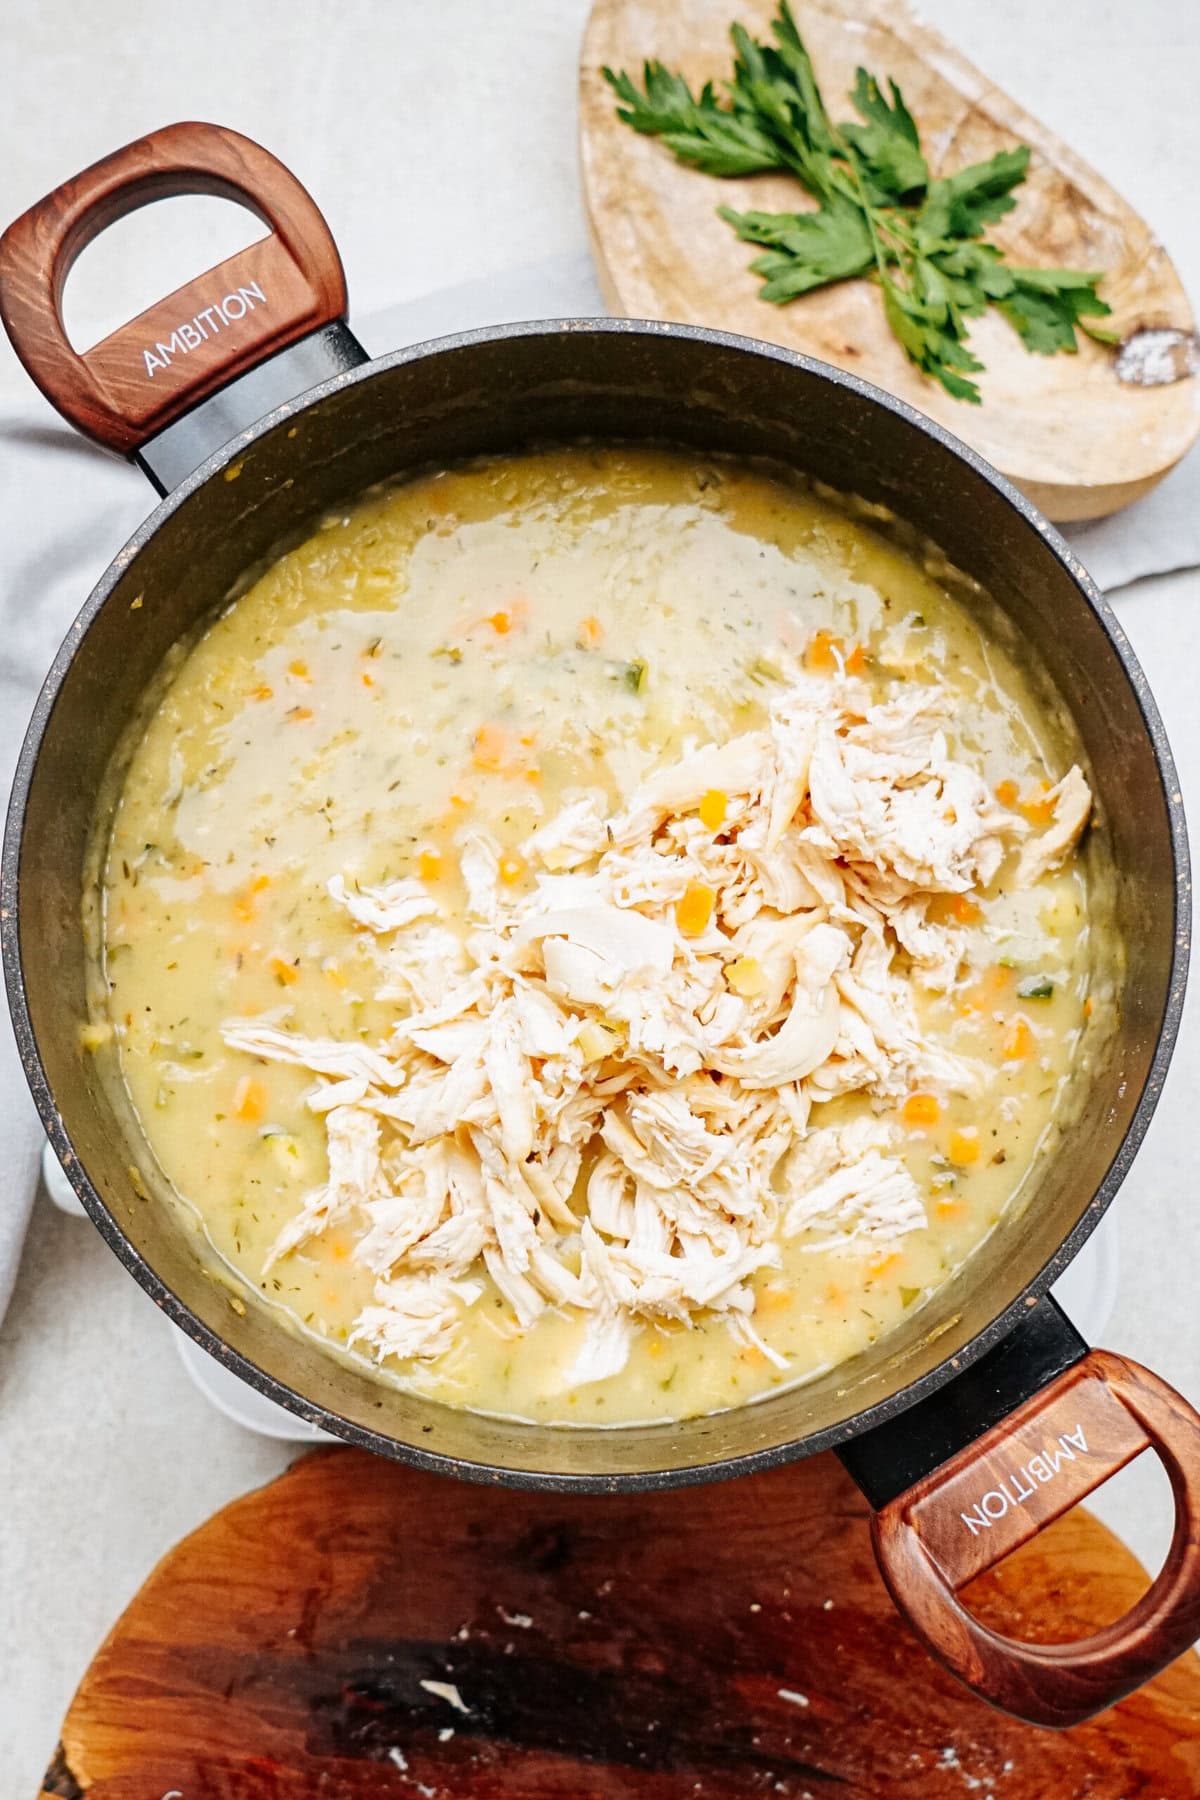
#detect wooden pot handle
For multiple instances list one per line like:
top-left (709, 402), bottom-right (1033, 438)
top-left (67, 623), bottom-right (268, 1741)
top-left (872, 1349), bottom-right (1200, 1728)
top-left (0, 120), bottom-right (347, 455)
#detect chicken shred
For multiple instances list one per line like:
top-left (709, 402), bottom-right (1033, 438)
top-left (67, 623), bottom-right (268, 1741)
top-left (222, 667), bottom-right (1091, 1385)
top-left (1015, 767), bottom-right (1092, 885)
top-left (327, 873), bottom-right (436, 933)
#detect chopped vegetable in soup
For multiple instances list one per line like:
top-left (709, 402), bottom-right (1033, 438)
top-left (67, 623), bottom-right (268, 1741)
top-left (95, 447), bottom-right (1097, 1425)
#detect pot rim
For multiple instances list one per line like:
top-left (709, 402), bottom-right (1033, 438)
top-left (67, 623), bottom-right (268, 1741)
top-left (4, 316), bottom-right (1190, 1492)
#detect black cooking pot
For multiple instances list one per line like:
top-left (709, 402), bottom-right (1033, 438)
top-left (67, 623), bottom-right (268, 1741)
top-left (3, 123), bottom-right (1198, 1730)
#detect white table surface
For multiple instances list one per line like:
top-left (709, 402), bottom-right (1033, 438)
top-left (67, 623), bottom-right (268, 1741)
top-left (2, 1), bottom-right (1198, 1788)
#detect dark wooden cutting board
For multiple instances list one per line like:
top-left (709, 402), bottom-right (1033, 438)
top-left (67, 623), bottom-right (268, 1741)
top-left (41, 1447), bottom-right (1200, 1798)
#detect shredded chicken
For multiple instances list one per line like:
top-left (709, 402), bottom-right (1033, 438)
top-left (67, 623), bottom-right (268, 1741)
top-left (222, 666), bottom-right (1092, 1385)
top-left (260, 1103), bottom-right (386, 1272)
top-left (350, 1272), bottom-right (483, 1363)
top-left (1016, 767), bottom-right (1092, 885)
top-left (781, 1117), bottom-right (926, 1248)
top-left (327, 873), bottom-right (436, 933)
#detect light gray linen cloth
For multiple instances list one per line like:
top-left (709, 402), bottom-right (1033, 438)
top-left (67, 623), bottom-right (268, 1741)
top-left (2, 247), bottom-right (1198, 1322)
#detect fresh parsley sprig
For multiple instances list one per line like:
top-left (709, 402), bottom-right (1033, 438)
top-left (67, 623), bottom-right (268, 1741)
top-left (603, 1), bottom-right (1112, 403)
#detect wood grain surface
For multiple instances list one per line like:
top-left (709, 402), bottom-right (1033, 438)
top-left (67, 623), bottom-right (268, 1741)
top-left (580, 0), bottom-right (1200, 521)
top-left (904, 1365), bottom-right (1152, 1592)
top-left (40, 1446), bottom-right (1200, 1798)
top-left (873, 1350), bottom-right (1200, 1728)
top-left (0, 122), bottom-right (347, 454)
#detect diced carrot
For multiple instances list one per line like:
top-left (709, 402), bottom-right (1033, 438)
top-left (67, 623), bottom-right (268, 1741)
top-left (1019, 780), bottom-right (1055, 826)
top-left (361, 670), bottom-right (375, 687)
top-left (472, 723), bottom-right (512, 771)
top-left (936, 1196), bottom-right (967, 1220)
top-left (1003, 1016), bottom-right (1035, 1060)
top-left (1083, 996), bottom-right (1095, 1018)
top-left (756, 1285), bottom-right (791, 1315)
top-left (948, 1127), bottom-right (981, 1166)
top-left (953, 893), bottom-right (981, 923)
top-left (287, 705), bottom-right (314, 722)
top-left (331, 1241), bottom-right (350, 1262)
top-left (471, 722), bottom-right (538, 776)
top-left (902, 1092), bottom-right (941, 1128)
top-left (270, 956), bottom-right (298, 986)
top-left (994, 779), bottom-right (1019, 808)
top-left (448, 791), bottom-right (471, 810)
top-left (805, 629), bottom-right (842, 673)
top-left (646, 1336), bottom-right (665, 1360)
top-left (466, 597), bottom-right (531, 639)
top-left (698, 788), bottom-right (728, 832)
top-left (499, 854), bottom-right (525, 885)
top-left (233, 873), bottom-right (270, 923)
top-left (417, 849), bottom-right (443, 882)
top-left (739, 1343), bottom-right (768, 1367)
top-left (577, 615), bottom-right (605, 649)
top-left (845, 643), bottom-right (867, 676)
top-left (961, 968), bottom-right (1006, 1015)
top-left (676, 882), bottom-right (716, 937)
top-left (233, 1076), bottom-right (265, 1121)
top-left (288, 658), bottom-right (311, 681)
top-left (869, 1252), bottom-right (903, 1279)
top-left (247, 682), bottom-right (273, 702)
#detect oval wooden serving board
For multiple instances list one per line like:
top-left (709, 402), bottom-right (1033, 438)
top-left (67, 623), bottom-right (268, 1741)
top-left (40, 1448), bottom-right (1200, 1797)
top-left (580, 0), bottom-right (1199, 521)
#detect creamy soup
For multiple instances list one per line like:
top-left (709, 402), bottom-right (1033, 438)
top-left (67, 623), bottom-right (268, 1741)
top-left (93, 447), bottom-right (1097, 1425)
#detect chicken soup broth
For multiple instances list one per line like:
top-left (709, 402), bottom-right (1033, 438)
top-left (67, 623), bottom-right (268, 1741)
top-left (96, 446), bottom-right (1097, 1425)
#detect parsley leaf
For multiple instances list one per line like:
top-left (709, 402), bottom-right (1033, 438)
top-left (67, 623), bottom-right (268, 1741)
top-left (842, 68), bottom-right (928, 201)
top-left (726, 19), bottom-right (843, 198)
top-left (719, 196), bottom-right (874, 300)
top-left (604, 1), bottom-right (1110, 403)
top-left (883, 276), bottom-right (986, 402)
top-left (603, 61), bottom-right (784, 177)
top-left (915, 147), bottom-right (1031, 245)
top-left (996, 268), bottom-right (1113, 354)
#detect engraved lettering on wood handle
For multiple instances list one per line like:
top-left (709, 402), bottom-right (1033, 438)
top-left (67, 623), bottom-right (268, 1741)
top-left (0, 121), bottom-right (347, 454)
top-left (872, 1350), bottom-right (1200, 1728)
